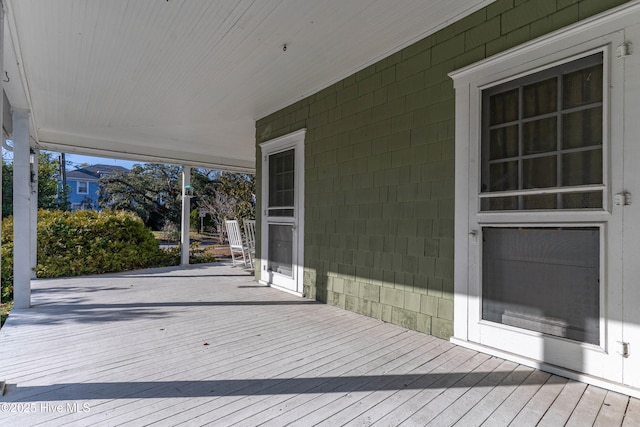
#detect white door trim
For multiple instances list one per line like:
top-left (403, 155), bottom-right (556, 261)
top-left (450, 2), bottom-right (640, 389)
top-left (259, 129), bottom-right (306, 296)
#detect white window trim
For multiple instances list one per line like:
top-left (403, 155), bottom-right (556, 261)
top-left (448, 3), bottom-right (640, 395)
top-left (77, 180), bottom-right (89, 194)
top-left (259, 129), bottom-right (306, 296)
top-left (449, 0), bottom-right (637, 342)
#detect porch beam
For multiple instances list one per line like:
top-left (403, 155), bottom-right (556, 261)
top-left (180, 166), bottom-right (191, 266)
top-left (12, 108), bottom-right (32, 309)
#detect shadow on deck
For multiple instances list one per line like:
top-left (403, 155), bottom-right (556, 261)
top-left (0, 263), bottom-right (638, 426)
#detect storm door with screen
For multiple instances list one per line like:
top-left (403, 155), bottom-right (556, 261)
top-left (466, 49), bottom-right (624, 382)
top-left (260, 130), bottom-right (305, 295)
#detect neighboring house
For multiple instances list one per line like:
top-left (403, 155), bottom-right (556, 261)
top-left (255, 1), bottom-right (640, 393)
top-left (66, 164), bottom-right (128, 211)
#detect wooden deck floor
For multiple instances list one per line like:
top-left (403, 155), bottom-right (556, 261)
top-left (0, 264), bottom-right (638, 426)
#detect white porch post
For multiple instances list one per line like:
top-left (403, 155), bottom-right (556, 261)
top-left (180, 166), bottom-right (191, 266)
top-left (13, 109), bottom-right (32, 309)
top-left (0, 0), bottom-right (5, 398)
top-left (0, 0), bottom-right (4, 309)
top-left (30, 148), bottom-right (38, 278)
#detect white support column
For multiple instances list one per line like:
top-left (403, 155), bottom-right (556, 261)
top-left (13, 109), bottom-right (32, 309)
top-left (0, 1), bottom-right (4, 312)
top-left (0, 1), bottom-right (5, 398)
top-left (180, 166), bottom-right (191, 266)
top-left (30, 149), bottom-right (38, 278)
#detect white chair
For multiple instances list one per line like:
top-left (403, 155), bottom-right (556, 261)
top-left (243, 219), bottom-right (256, 268)
top-left (225, 220), bottom-right (250, 268)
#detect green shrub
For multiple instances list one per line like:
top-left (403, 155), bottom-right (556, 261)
top-left (189, 242), bottom-right (217, 264)
top-left (153, 242), bottom-right (217, 266)
top-left (161, 220), bottom-right (180, 242)
top-left (0, 210), bottom-right (217, 302)
top-left (35, 209), bottom-right (169, 278)
top-left (1, 217), bottom-right (14, 302)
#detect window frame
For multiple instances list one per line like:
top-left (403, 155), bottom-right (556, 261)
top-left (479, 52), bottom-right (605, 212)
top-left (449, 19), bottom-right (626, 343)
top-left (259, 129), bottom-right (306, 295)
top-left (77, 180), bottom-right (89, 195)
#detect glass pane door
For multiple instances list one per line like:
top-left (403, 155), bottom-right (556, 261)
top-left (261, 130), bottom-right (305, 295)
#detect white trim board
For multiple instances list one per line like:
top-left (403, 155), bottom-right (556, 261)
top-left (449, 1), bottom-right (638, 391)
top-left (259, 128), bottom-right (306, 296)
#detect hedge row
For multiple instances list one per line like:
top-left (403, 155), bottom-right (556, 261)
top-left (1, 209), bottom-right (214, 301)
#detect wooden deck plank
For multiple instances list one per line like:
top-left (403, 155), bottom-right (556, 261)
top-left (622, 397), bottom-right (640, 427)
top-left (308, 343), bottom-right (460, 427)
top-left (566, 385), bottom-right (608, 427)
top-left (452, 363), bottom-right (532, 426)
top-left (342, 351), bottom-right (491, 426)
top-left (188, 335), bottom-right (444, 426)
top-left (0, 264), bottom-right (636, 426)
top-left (479, 369), bottom-right (551, 427)
top-left (282, 340), bottom-right (452, 427)
top-left (11, 298), bottom-right (372, 409)
top-left (594, 390), bottom-right (630, 426)
top-left (402, 358), bottom-right (512, 426)
top-left (217, 348), bottom-right (429, 425)
top-left (91, 308), bottom-right (410, 424)
top-left (499, 372), bottom-right (568, 427)
top-left (110, 326), bottom-right (421, 426)
top-left (248, 340), bottom-right (453, 427)
top-left (219, 336), bottom-right (464, 427)
top-left (247, 348), bottom-right (482, 427)
top-left (47, 301), bottom-right (394, 424)
top-left (71, 324), bottom-right (397, 426)
top-left (537, 380), bottom-right (587, 427)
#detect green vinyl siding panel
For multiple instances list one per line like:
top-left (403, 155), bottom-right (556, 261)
top-left (255, 0), bottom-right (631, 339)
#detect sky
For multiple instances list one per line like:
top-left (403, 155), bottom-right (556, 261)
top-left (63, 154), bottom-right (141, 170)
top-left (2, 146), bottom-right (143, 170)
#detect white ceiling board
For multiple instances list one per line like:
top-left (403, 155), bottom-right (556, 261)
top-left (4, 0), bottom-right (494, 170)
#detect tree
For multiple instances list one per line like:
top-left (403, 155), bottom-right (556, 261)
top-left (195, 171), bottom-right (255, 235)
top-left (98, 163), bottom-right (183, 230)
top-left (37, 152), bottom-right (63, 210)
top-left (2, 151), bottom-right (66, 218)
top-left (2, 161), bottom-right (11, 218)
top-left (98, 165), bottom-right (255, 233)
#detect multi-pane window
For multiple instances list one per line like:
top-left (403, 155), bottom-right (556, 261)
top-left (268, 149), bottom-right (295, 217)
top-left (77, 181), bottom-right (88, 194)
top-left (481, 53), bottom-right (603, 211)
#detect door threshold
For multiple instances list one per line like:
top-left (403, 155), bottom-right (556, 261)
top-left (451, 337), bottom-right (640, 399)
top-left (259, 280), bottom-right (303, 297)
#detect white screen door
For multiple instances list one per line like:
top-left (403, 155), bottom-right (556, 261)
top-left (451, 8), bottom-right (640, 390)
top-left (260, 130), bottom-right (305, 295)
top-left (466, 46), bottom-right (625, 383)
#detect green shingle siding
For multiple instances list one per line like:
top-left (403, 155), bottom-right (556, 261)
top-left (501, 0), bottom-right (557, 34)
top-left (255, 0), bottom-right (632, 340)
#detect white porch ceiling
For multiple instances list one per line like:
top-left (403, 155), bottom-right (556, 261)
top-left (4, 0), bottom-right (493, 171)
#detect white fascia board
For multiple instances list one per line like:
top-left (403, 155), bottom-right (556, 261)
top-left (38, 135), bottom-right (256, 173)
